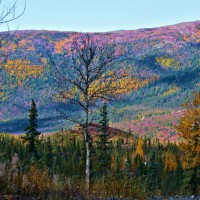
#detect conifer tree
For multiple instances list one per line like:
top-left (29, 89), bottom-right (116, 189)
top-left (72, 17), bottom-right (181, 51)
top-left (147, 149), bottom-right (160, 191)
top-left (45, 137), bottom-right (53, 169)
top-left (21, 99), bottom-right (41, 158)
top-left (95, 102), bottom-right (111, 177)
top-left (174, 158), bottom-right (184, 193)
top-left (124, 150), bottom-right (132, 177)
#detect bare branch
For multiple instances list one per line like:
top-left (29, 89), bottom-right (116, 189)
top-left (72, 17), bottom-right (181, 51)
top-left (0, 0), bottom-right (26, 25)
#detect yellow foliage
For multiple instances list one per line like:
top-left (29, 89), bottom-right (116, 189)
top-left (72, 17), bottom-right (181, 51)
top-left (176, 92), bottom-right (200, 168)
top-left (41, 57), bottom-right (47, 65)
top-left (135, 138), bottom-right (144, 159)
top-left (55, 38), bottom-right (69, 54)
top-left (156, 57), bottom-right (180, 70)
top-left (96, 74), bottom-right (154, 99)
top-left (164, 151), bottom-right (178, 171)
top-left (162, 85), bottom-right (180, 96)
top-left (3, 60), bottom-right (44, 87)
top-left (55, 68), bottom-right (158, 106)
top-left (0, 91), bottom-right (5, 100)
top-left (121, 155), bottom-right (126, 170)
top-left (22, 166), bottom-right (52, 194)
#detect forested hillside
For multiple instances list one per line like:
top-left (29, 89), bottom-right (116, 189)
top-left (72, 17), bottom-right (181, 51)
top-left (0, 21), bottom-right (200, 139)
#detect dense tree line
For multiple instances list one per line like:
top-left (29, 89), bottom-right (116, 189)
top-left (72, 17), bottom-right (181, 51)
top-left (0, 107), bottom-right (199, 199)
top-left (0, 93), bottom-right (199, 199)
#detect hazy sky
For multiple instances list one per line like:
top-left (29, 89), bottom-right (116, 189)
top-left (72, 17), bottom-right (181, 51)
top-left (1, 0), bottom-right (200, 32)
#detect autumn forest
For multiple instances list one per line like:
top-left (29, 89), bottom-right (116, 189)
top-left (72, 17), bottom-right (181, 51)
top-left (0, 1), bottom-right (200, 199)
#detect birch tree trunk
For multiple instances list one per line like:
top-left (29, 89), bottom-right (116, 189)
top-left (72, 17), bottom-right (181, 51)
top-left (85, 136), bottom-right (90, 192)
top-left (84, 93), bottom-right (91, 193)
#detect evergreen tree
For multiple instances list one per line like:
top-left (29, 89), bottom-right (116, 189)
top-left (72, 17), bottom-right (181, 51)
top-left (124, 150), bottom-right (132, 178)
top-left (181, 167), bottom-right (200, 195)
top-left (21, 99), bottom-right (41, 158)
top-left (95, 102), bottom-right (111, 177)
top-left (45, 137), bottom-right (53, 169)
top-left (174, 158), bottom-right (184, 193)
top-left (146, 149), bottom-right (160, 191)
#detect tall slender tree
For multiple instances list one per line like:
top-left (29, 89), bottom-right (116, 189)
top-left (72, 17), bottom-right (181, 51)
top-left (146, 149), bottom-right (160, 191)
top-left (46, 33), bottom-right (132, 192)
top-left (21, 99), bottom-right (41, 158)
top-left (95, 102), bottom-right (111, 177)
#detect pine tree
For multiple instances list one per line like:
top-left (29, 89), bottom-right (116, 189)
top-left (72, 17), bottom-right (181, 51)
top-left (95, 102), bottom-right (111, 177)
top-left (21, 99), bottom-right (41, 159)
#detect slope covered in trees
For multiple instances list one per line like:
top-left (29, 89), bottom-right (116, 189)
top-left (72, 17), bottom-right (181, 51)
top-left (0, 21), bottom-right (200, 139)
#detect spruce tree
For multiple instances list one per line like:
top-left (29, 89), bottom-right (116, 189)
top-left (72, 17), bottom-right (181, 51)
top-left (21, 99), bottom-right (41, 158)
top-left (147, 149), bottom-right (160, 191)
top-left (95, 102), bottom-right (111, 177)
top-left (45, 137), bottom-right (53, 169)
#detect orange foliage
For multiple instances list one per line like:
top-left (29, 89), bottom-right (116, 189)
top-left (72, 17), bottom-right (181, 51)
top-left (164, 151), bottom-right (178, 171)
top-left (54, 34), bottom-right (79, 53)
top-left (135, 138), bottom-right (144, 159)
top-left (55, 38), bottom-right (69, 54)
top-left (19, 39), bottom-right (35, 51)
top-left (183, 35), bottom-right (190, 42)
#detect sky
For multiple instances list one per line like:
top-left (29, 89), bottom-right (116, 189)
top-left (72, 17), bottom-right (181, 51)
top-left (1, 0), bottom-right (200, 32)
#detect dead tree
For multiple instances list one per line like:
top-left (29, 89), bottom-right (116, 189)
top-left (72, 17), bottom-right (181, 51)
top-left (47, 33), bottom-right (129, 192)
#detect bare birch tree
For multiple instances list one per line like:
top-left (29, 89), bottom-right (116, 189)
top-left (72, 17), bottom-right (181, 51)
top-left (47, 33), bottom-right (130, 192)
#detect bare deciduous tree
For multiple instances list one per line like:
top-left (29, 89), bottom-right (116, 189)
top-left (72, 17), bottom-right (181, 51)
top-left (47, 33), bottom-right (130, 192)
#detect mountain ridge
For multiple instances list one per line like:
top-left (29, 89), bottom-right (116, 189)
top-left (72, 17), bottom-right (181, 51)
top-left (4, 20), bottom-right (199, 33)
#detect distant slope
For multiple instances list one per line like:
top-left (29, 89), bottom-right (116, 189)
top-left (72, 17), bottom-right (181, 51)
top-left (0, 21), bottom-right (199, 140)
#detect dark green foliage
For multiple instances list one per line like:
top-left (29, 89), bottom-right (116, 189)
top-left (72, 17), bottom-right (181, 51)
top-left (44, 137), bottom-right (53, 169)
top-left (21, 99), bottom-right (41, 158)
top-left (124, 150), bottom-right (132, 177)
top-left (0, 132), bottom-right (199, 197)
top-left (95, 102), bottom-right (112, 177)
top-left (181, 167), bottom-right (200, 195)
top-left (146, 149), bottom-right (160, 191)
